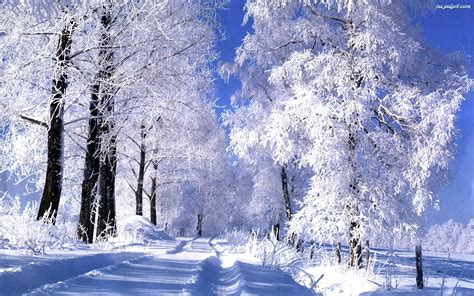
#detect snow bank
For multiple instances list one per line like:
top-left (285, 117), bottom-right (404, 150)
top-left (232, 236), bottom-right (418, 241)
top-left (0, 251), bottom-right (143, 294)
top-left (118, 215), bottom-right (173, 243)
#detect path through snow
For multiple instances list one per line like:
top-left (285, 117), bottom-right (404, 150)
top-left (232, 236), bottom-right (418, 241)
top-left (0, 237), bottom-right (314, 295)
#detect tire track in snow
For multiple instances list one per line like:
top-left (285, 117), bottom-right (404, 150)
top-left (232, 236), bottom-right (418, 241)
top-left (191, 255), bottom-right (246, 295)
top-left (166, 237), bottom-right (198, 255)
top-left (189, 238), bottom-right (314, 295)
top-left (24, 238), bottom-right (215, 295)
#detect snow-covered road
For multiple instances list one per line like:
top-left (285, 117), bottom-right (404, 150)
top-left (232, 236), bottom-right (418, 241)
top-left (0, 237), bottom-right (314, 295)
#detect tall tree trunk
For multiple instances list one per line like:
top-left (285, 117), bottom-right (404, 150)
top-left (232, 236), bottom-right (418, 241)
top-left (347, 15), bottom-right (363, 268)
top-left (94, 4), bottom-right (117, 239)
top-left (37, 20), bottom-right (75, 223)
top-left (78, 5), bottom-right (115, 242)
top-left (149, 161), bottom-right (158, 225)
top-left (135, 123), bottom-right (146, 216)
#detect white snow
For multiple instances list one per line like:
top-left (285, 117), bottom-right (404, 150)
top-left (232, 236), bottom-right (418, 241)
top-left (295, 247), bottom-right (474, 295)
top-left (119, 215), bottom-right (173, 242)
top-left (0, 228), bottom-right (313, 295)
top-left (1, 218), bottom-right (473, 295)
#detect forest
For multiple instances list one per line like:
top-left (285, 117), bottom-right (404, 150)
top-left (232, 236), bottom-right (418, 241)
top-left (0, 0), bottom-right (473, 295)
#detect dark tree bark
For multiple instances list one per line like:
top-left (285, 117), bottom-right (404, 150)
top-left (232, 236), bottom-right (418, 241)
top-left (309, 240), bottom-right (315, 259)
top-left (281, 164), bottom-right (299, 246)
top-left (96, 132), bottom-right (117, 238)
top-left (365, 240), bottom-right (370, 270)
top-left (196, 213), bottom-right (203, 237)
top-left (135, 123), bottom-right (146, 216)
top-left (348, 212), bottom-right (362, 262)
top-left (37, 20), bottom-right (75, 223)
top-left (77, 85), bottom-right (101, 243)
top-left (95, 4), bottom-right (117, 236)
top-left (272, 223), bottom-right (280, 240)
top-left (416, 244), bottom-right (424, 289)
top-left (149, 161), bottom-right (158, 225)
top-left (336, 241), bottom-right (342, 264)
top-left (77, 5), bottom-right (116, 242)
top-left (349, 222), bottom-right (362, 267)
top-left (280, 164), bottom-right (292, 221)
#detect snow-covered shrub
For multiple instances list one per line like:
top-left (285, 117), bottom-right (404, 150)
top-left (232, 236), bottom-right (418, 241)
top-left (249, 232), bottom-right (303, 269)
top-left (219, 229), bottom-right (253, 252)
top-left (223, 229), bottom-right (351, 270)
top-left (222, 229), bottom-right (303, 269)
top-left (0, 196), bottom-right (78, 253)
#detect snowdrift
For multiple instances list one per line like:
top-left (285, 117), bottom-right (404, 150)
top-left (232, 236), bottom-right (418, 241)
top-left (119, 215), bottom-right (173, 243)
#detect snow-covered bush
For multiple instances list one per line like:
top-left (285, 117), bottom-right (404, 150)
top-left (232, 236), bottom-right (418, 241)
top-left (222, 229), bottom-right (303, 269)
top-left (223, 229), bottom-right (353, 269)
top-left (219, 229), bottom-right (253, 252)
top-left (0, 196), bottom-right (78, 253)
top-left (249, 232), bottom-right (302, 269)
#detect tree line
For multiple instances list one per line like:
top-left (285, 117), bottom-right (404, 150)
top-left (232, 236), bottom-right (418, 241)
top-left (0, 0), bottom-right (230, 243)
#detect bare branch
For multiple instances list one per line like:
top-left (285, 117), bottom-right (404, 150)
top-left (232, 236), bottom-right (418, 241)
top-left (19, 114), bottom-right (48, 128)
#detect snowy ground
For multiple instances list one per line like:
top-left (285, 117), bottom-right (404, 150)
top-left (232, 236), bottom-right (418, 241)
top-left (1, 221), bottom-right (473, 296)
top-left (296, 245), bottom-right (474, 295)
top-left (0, 237), bottom-right (313, 295)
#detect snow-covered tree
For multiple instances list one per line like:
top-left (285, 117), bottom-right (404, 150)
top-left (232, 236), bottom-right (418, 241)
top-left (225, 0), bottom-right (472, 264)
top-left (248, 158), bottom-right (284, 233)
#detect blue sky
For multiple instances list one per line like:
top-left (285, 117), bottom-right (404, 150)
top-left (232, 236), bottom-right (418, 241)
top-left (421, 1), bottom-right (474, 224)
top-left (214, 0), bottom-right (473, 225)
